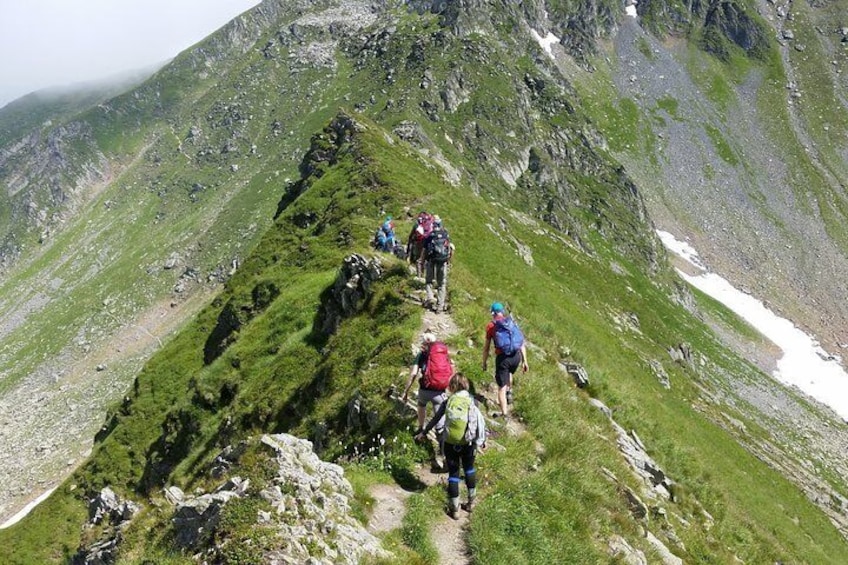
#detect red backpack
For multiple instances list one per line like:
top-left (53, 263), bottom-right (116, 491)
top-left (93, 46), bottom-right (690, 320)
top-left (423, 342), bottom-right (453, 391)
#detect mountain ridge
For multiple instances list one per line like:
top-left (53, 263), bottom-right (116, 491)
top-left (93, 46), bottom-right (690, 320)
top-left (0, 0), bottom-right (847, 562)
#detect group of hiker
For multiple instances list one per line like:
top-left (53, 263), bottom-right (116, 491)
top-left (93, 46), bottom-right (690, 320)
top-left (401, 302), bottom-right (529, 520)
top-left (374, 210), bottom-right (528, 519)
top-left (374, 211), bottom-right (454, 313)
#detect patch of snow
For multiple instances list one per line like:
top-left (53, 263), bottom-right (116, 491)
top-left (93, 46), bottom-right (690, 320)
top-left (625, 0), bottom-right (638, 18)
top-left (656, 230), bottom-right (706, 271)
top-left (530, 29), bottom-right (560, 58)
top-left (659, 230), bottom-right (848, 421)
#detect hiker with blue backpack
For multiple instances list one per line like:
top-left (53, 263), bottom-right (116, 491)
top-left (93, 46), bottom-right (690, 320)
top-left (416, 373), bottom-right (486, 519)
top-left (423, 215), bottom-right (453, 313)
top-left (482, 302), bottom-right (529, 419)
top-left (373, 216), bottom-right (396, 252)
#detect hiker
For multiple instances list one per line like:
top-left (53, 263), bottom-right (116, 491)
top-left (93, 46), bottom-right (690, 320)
top-left (416, 373), bottom-right (486, 519)
top-left (402, 331), bottom-right (454, 451)
top-left (423, 215), bottom-right (453, 313)
top-left (407, 211), bottom-right (434, 277)
top-left (482, 302), bottom-right (529, 419)
top-left (373, 216), bottom-right (396, 252)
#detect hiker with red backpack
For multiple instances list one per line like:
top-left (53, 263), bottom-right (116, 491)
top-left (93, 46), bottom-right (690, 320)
top-left (402, 331), bottom-right (455, 452)
top-left (424, 215), bottom-right (453, 313)
top-left (407, 211), bottom-right (434, 277)
top-left (482, 302), bottom-right (529, 419)
top-left (416, 373), bottom-right (486, 519)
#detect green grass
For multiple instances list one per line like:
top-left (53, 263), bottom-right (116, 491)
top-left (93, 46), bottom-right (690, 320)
top-left (4, 108), bottom-right (848, 565)
top-left (2, 3), bottom-right (848, 563)
top-left (704, 123), bottom-right (740, 166)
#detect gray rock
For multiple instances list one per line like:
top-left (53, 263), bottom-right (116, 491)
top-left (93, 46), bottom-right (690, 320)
top-left (608, 535), bottom-right (648, 565)
top-left (315, 254), bottom-right (383, 337)
top-left (645, 530), bottom-right (683, 565)
top-left (589, 397), bottom-right (613, 419)
top-left (558, 361), bottom-right (589, 388)
top-left (650, 360), bottom-right (671, 389)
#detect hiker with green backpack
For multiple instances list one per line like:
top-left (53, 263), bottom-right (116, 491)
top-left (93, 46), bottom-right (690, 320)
top-left (482, 302), bottom-right (529, 419)
top-left (402, 331), bottom-right (455, 455)
top-left (416, 373), bottom-right (486, 519)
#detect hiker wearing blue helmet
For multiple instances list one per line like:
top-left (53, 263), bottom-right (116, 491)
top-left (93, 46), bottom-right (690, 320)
top-left (482, 302), bottom-right (528, 418)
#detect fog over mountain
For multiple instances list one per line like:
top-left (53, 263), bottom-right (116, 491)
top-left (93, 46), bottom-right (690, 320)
top-left (0, 0), bottom-right (259, 108)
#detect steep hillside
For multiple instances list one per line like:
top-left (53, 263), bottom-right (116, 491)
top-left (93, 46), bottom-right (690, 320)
top-left (2, 113), bottom-right (848, 564)
top-left (572, 0), bottom-right (848, 352)
top-left (0, 0), bottom-right (847, 563)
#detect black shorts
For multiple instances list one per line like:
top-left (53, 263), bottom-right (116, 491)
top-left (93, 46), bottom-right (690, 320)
top-left (495, 350), bottom-right (522, 388)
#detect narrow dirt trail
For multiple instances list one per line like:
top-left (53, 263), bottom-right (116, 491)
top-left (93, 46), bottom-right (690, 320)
top-left (367, 290), bottom-right (530, 565)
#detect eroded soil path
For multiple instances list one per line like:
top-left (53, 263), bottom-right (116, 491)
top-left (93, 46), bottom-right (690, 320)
top-left (367, 295), bottom-right (529, 564)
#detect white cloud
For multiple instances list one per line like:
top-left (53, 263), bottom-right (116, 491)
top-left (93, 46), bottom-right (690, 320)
top-left (0, 0), bottom-right (260, 108)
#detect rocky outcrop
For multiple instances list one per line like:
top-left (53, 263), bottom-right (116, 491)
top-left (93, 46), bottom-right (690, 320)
top-left (275, 114), bottom-right (365, 219)
top-left (167, 434), bottom-right (388, 564)
top-left (405, 0), bottom-right (618, 63)
top-left (558, 360), bottom-right (590, 388)
top-left (72, 487), bottom-right (140, 565)
top-left (258, 434), bottom-right (388, 563)
top-left (0, 121), bottom-right (109, 267)
top-left (315, 253), bottom-right (384, 337)
top-left (169, 477), bottom-right (250, 549)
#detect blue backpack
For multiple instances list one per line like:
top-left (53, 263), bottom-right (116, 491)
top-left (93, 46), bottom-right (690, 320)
top-left (493, 316), bottom-right (524, 355)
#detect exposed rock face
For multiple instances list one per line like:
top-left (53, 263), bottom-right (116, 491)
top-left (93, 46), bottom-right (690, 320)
top-left (258, 434), bottom-right (388, 564)
top-left (171, 477), bottom-right (250, 549)
top-left (558, 361), bottom-right (590, 388)
top-left (315, 253), bottom-right (384, 337)
top-left (167, 434), bottom-right (388, 564)
top-left (87, 486), bottom-right (140, 525)
top-left (72, 487), bottom-right (140, 565)
top-left (0, 121), bottom-right (109, 266)
top-left (405, 0), bottom-right (617, 63)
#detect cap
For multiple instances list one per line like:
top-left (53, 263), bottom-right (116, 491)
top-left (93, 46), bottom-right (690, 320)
top-left (421, 332), bottom-right (437, 344)
top-left (490, 302), bottom-right (504, 314)
top-left (433, 215), bottom-right (442, 226)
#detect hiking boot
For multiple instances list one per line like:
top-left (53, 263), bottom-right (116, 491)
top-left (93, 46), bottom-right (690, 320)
top-left (447, 506), bottom-right (460, 520)
top-left (434, 455), bottom-right (446, 471)
top-left (461, 498), bottom-right (475, 513)
top-left (506, 390), bottom-right (514, 405)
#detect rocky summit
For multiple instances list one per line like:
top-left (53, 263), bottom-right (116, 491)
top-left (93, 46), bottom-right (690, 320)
top-left (1, 1), bottom-right (848, 563)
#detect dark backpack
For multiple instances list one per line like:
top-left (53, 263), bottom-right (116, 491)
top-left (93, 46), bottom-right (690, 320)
top-left (427, 228), bottom-right (451, 263)
top-left (392, 242), bottom-right (408, 260)
top-left (414, 212), bottom-right (434, 242)
top-left (493, 316), bottom-right (525, 355)
top-left (422, 341), bottom-right (453, 391)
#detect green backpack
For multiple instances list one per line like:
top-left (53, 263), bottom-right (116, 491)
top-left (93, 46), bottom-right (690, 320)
top-left (445, 392), bottom-right (472, 445)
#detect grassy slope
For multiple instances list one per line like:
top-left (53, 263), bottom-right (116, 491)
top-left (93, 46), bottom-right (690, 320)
top-left (1, 115), bottom-right (846, 564)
